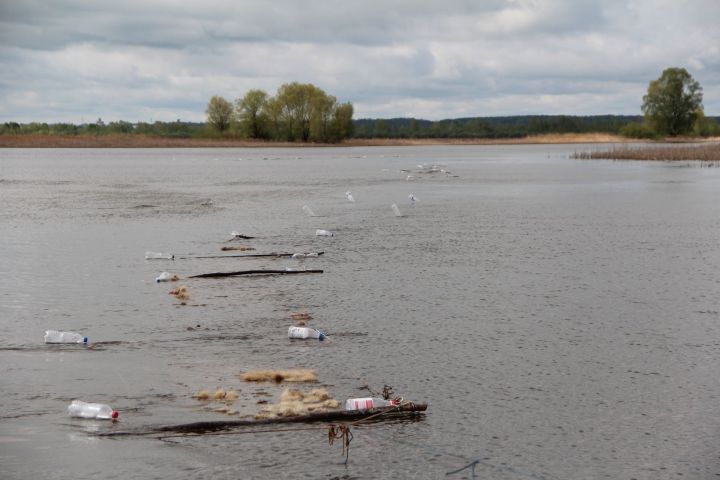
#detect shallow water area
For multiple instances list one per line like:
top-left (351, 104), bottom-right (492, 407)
top-left (1, 145), bottom-right (720, 479)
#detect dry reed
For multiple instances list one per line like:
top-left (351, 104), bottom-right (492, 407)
top-left (240, 369), bottom-right (318, 383)
top-left (572, 142), bottom-right (720, 162)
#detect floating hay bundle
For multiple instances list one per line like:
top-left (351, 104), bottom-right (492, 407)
top-left (169, 285), bottom-right (190, 304)
top-left (240, 369), bottom-right (317, 383)
top-left (196, 389), bottom-right (210, 401)
top-left (255, 388), bottom-right (340, 419)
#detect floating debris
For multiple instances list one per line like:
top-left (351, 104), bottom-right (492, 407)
top-left (145, 251), bottom-right (174, 260)
top-left (291, 312), bottom-right (313, 321)
top-left (221, 246), bottom-right (255, 251)
top-left (288, 326), bottom-right (326, 341)
top-left (241, 369), bottom-right (317, 383)
top-left (230, 231), bottom-right (255, 239)
top-left (315, 229), bottom-right (334, 237)
top-left (256, 388), bottom-right (339, 419)
top-left (345, 191), bottom-right (355, 202)
top-left (155, 271), bottom-right (179, 282)
top-left (169, 285), bottom-right (190, 304)
top-left (190, 269), bottom-right (323, 279)
top-left (408, 194), bottom-right (419, 205)
top-left (391, 203), bottom-right (404, 217)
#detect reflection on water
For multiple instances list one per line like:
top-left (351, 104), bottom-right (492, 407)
top-left (1, 146), bottom-right (720, 479)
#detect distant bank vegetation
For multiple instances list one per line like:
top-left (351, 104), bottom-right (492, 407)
top-left (1, 70), bottom-right (717, 142)
top-left (4, 114), bottom-right (717, 142)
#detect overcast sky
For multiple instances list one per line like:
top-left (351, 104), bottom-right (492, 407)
top-left (1, 0), bottom-right (718, 123)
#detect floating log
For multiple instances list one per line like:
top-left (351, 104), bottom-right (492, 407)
top-left (96, 403), bottom-right (427, 437)
top-left (178, 252), bottom-right (323, 260)
top-left (189, 269), bottom-right (323, 278)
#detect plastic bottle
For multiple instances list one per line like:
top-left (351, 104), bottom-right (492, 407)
top-left (67, 400), bottom-right (118, 420)
top-left (44, 330), bottom-right (88, 344)
top-left (315, 229), bottom-right (334, 237)
top-left (145, 251), bottom-right (174, 260)
top-left (288, 326), bottom-right (326, 341)
top-left (344, 397), bottom-right (398, 411)
top-left (155, 271), bottom-right (171, 282)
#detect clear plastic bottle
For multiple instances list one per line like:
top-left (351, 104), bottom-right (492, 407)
top-left (145, 251), bottom-right (174, 260)
top-left (67, 400), bottom-right (118, 420)
top-left (344, 397), bottom-right (398, 411)
top-left (315, 229), bottom-right (334, 237)
top-left (288, 326), bottom-right (325, 341)
top-left (44, 330), bottom-right (88, 344)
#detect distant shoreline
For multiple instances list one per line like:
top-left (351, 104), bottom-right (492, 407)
top-left (0, 132), bottom-right (649, 148)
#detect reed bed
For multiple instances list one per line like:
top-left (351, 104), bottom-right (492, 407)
top-left (573, 142), bottom-right (720, 163)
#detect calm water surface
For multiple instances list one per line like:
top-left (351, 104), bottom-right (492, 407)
top-left (1, 145), bottom-right (719, 479)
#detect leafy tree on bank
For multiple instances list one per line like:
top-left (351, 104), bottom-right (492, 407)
top-left (642, 67), bottom-right (703, 136)
top-left (206, 95), bottom-right (233, 133)
top-left (235, 89), bottom-right (269, 139)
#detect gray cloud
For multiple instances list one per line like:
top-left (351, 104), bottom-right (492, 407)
top-left (0, 0), bottom-right (718, 122)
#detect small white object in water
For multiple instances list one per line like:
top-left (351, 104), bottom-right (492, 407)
top-left (406, 175), bottom-right (414, 181)
top-left (345, 190), bottom-right (355, 202)
top-left (145, 251), bottom-right (174, 260)
top-left (302, 205), bottom-right (317, 217)
top-left (155, 271), bottom-right (172, 282)
top-left (391, 204), bottom-right (403, 217)
top-left (409, 194), bottom-right (419, 205)
top-left (315, 229), bottom-right (334, 237)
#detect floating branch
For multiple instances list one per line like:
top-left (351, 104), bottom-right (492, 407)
top-left (189, 269), bottom-right (323, 278)
top-left (96, 403), bottom-right (427, 437)
top-left (178, 252), bottom-right (324, 260)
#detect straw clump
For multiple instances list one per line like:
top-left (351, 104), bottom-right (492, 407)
top-left (255, 388), bottom-right (340, 419)
top-left (241, 369), bottom-right (317, 383)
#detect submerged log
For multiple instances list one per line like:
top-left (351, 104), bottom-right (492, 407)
top-left (179, 252), bottom-right (324, 260)
top-left (189, 269), bottom-right (323, 278)
top-left (97, 403), bottom-right (427, 437)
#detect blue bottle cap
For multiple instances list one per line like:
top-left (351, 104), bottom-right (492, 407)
top-left (318, 332), bottom-right (326, 341)
top-left (83, 337), bottom-right (88, 344)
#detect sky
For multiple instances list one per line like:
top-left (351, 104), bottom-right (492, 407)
top-left (1, 0), bottom-right (718, 123)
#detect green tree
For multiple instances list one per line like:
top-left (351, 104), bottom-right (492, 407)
top-left (642, 67), bottom-right (703, 136)
top-left (235, 89), bottom-right (269, 139)
top-left (206, 95), bottom-right (233, 133)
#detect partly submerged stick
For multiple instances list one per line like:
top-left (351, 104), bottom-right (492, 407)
top-left (96, 403), bottom-right (427, 437)
top-left (189, 269), bottom-right (323, 278)
top-left (177, 252), bottom-right (324, 260)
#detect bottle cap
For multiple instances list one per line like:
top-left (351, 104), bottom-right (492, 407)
top-left (111, 410), bottom-right (119, 420)
top-left (83, 337), bottom-right (89, 344)
top-left (318, 332), bottom-right (326, 341)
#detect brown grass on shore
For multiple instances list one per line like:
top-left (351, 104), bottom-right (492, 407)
top-left (572, 141), bottom-right (720, 162)
top-left (0, 132), bottom-right (636, 148)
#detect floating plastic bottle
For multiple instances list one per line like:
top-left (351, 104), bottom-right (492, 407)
top-left (145, 251), bottom-right (174, 260)
top-left (44, 330), bottom-right (88, 344)
top-left (391, 204), bottom-right (403, 217)
top-left (291, 252), bottom-right (319, 259)
top-left (344, 397), bottom-right (398, 411)
top-left (155, 271), bottom-right (171, 282)
top-left (288, 326), bottom-right (326, 341)
top-left (315, 229), bottom-right (334, 237)
top-left (67, 400), bottom-right (118, 420)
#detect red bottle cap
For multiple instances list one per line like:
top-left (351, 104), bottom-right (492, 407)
top-left (111, 410), bottom-right (119, 420)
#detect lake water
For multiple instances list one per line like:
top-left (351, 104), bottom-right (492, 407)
top-left (1, 145), bottom-right (719, 479)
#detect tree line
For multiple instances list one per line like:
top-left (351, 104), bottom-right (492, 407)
top-left (206, 82), bottom-right (354, 143)
top-left (2, 69), bottom-right (716, 140)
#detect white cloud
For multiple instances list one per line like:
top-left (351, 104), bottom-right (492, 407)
top-left (0, 0), bottom-right (718, 122)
